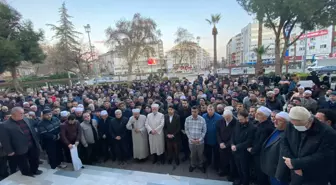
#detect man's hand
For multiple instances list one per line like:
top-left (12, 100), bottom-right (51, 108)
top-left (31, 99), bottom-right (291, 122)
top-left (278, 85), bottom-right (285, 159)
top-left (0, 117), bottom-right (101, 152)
top-left (294, 169), bottom-right (303, 176)
top-left (247, 147), bottom-right (252, 152)
top-left (191, 139), bottom-right (197, 144)
top-left (68, 144), bottom-right (73, 149)
top-left (75, 142), bottom-right (79, 146)
top-left (231, 145), bottom-right (237, 152)
top-left (135, 129), bottom-right (140, 133)
top-left (151, 130), bottom-right (157, 135)
top-left (8, 152), bottom-right (15, 156)
top-left (102, 134), bottom-right (106, 139)
top-left (220, 143), bottom-right (226, 149)
top-left (283, 157), bottom-right (294, 169)
top-left (116, 136), bottom-right (121, 140)
top-left (167, 134), bottom-right (172, 138)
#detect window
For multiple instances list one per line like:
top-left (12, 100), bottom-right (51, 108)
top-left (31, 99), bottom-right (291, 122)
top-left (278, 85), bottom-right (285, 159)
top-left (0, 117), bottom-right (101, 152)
top-left (309, 46), bottom-right (315, 50)
top-left (320, 44), bottom-right (327, 49)
top-left (310, 37), bottom-right (316, 41)
top-left (299, 47), bottom-right (305, 51)
top-left (290, 49), bottom-right (294, 52)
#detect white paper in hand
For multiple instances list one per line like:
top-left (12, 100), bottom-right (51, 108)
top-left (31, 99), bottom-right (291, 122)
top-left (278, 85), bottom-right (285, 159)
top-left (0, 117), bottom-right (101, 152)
top-left (70, 145), bottom-right (83, 171)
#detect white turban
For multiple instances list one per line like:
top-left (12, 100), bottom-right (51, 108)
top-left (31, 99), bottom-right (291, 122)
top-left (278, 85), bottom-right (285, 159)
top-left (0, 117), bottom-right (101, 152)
top-left (276, 112), bottom-right (290, 122)
top-left (60, 111), bottom-right (69, 117)
top-left (78, 104), bottom-right (84, 108)
top-left (257, 106), bottom-right (272, 117)
top-left (289, 106), bottom-right (310, 121)
top-left (75, 107), bottom-right (84, 112)
top-left (304, 90), bottom-right (312, 95)
top-left (180, 95), bottom-right (187, 100)
top-left (151, 103), bottom-right (159, 108)
top-left (132, 109), bottom-right (140, 113)
top-left (100, 110), bottom-right (108, 116)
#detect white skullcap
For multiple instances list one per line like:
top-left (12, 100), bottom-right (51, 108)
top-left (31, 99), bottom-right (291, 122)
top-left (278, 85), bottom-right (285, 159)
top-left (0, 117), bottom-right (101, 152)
top-left (75, 107), bottom-right (84, 112)
top-left (201, 94), bottom-right (207, 98)
top-left (267, 91), bottom-right (275, 95)
top-left (257, 106), bottom-right (272, 117)
top-left (180, 96), bottom-right (187, 100)
top-left (151, 103), bottom-right (159, 108)
top-left (60, 111), bottom-right (69, 117)
top-left (28, 111), bottom-right (35, 116)
top-left (23, 102), bottom-right (29, 105)
top-left (224, 106), bottom-right (234, 111)
top-left (100, 110), bottom-right (108, 116)
top-left (304, 90), bottom-right (312, 94)
top-left (78, 104), bottom-right (84, 108)
top-left (166, 96), bottom-right (172, 99)
top-left (132, 109), bottom-right (140, 113)
top-left (276, 112), bottom-right (290, 122)
top-left (289, 106), bottom-right (311, 121)
top-left (115, 109), bottom-right (122, 114)
top-left (223, 110), bottom-right (233, 116)
top-left (298, 86), bottom-right (304, 90)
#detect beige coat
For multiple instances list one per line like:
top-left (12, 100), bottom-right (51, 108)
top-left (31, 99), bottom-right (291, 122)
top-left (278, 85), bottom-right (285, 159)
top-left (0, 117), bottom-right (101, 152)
top-left (145, 112), bottom-right (165, 155)
top-left (126, 115), bottom-right (149, 159)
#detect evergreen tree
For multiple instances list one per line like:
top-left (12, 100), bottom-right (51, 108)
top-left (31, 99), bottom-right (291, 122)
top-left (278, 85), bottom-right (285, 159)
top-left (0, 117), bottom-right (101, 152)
top-left (0, 2), bottom-right (45, 92)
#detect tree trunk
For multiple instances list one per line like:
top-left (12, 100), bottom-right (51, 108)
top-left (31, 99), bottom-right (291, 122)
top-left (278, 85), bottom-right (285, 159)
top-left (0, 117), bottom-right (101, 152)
top-left (127, 62), bottom-right (133, 81)
top-left (256, 19), bottom-right (263, 74)
top-left (213, 34), bottom-right (217, 71)
top-left (10, 66), bottom-right (23, 93)
top-left (275, 37), bottom-right (282, 75)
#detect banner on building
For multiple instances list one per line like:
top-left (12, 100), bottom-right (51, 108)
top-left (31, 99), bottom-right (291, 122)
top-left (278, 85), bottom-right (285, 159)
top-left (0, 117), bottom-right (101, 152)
top-left (299, 29), bottom-right (328, 39)
top-left (147, 58), bottom-right (157, 65)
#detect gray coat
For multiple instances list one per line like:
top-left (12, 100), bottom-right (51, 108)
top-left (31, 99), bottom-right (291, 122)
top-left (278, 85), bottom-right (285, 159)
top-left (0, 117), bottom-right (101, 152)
top-left (2, 118), bottom-right (41, 155)
top-left (80, 120), bottom-right (98, 147)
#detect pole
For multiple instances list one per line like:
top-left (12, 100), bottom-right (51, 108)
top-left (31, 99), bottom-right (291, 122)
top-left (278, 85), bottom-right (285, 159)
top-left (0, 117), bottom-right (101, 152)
top-left (302, 31), bottom-right (308, 73)
top-left (86, 31), bottom-right (95, 76)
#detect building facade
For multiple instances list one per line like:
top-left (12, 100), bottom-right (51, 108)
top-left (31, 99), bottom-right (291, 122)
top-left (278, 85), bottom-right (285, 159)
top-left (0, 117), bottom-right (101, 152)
top-left (97, 40), bottom-right (165, 75)
top-left (227, 21), bottom-right (335, 66)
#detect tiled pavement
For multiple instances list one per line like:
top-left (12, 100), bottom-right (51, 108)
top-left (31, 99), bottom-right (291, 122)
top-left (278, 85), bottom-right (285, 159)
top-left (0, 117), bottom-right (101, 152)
top-left (0, 159), bottom-right (232, 185)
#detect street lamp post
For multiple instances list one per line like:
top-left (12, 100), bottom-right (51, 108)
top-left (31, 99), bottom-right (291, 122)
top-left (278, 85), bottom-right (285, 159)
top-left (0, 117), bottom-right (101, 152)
top-left (84, 24), bottom-right (94, 75)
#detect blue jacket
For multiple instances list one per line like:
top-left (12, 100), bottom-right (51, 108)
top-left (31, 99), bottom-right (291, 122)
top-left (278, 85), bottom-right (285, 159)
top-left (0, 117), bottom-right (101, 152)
top-left (203, 112), bottom-right (222, 146)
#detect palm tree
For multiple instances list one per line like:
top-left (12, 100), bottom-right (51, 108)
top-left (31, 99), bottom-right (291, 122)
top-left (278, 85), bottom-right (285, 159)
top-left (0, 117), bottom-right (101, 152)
top-left (253, 45), bottom-right (269, 73)
top-left (206, 14), bottom-right (221, 71)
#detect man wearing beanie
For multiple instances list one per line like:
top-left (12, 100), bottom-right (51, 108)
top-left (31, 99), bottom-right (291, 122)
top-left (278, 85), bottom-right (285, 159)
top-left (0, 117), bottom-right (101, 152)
top-left (261, 112), bottom-right (290, 185)
top-left (38, 109), bottom-right (67, 169)
top-left (282, 106), bottom-right (336, 185)
top-left (248, 106), bottom-right (274, 185)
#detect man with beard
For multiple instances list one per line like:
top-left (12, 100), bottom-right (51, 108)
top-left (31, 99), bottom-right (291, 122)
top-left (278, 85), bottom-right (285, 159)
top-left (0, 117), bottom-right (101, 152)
top-left (248, 106), bottom-right (274, 185)
top-left (98, 110), bottom-right (114, 162)
top-left (164, 105), bottom-right (181, 165)
top-left (110, 110), bottom-right (128, 165)
top-left (126, 109), bottom-right (149, 161)
top-left (261, 112), bottom-right (290, 185)
top-left (248, 106), bottom-right (258, 125)
top-left (302, 90), bottom-right (318, 114)
top-left (60, 114), bottom-right (80, 163)
top-left (80, 113), bottom-right (99, 164)
top-left (145, 104), bottom-right (165, 164)
top-left (231, 110), bottom-right (255, 185)
top-left (282, 106), bottom-right (336, 185)
top-left (216, 110), bottom-right (237, 179)
top-left (266, 91), bottom-right (283, 111)
top-left (178, 99), bottom-right (191, 161)
top-left (74, 107), bottom-right (84, 123)
top-left (216, 104), bottom-right (224, 115)
top-left (38, 109), bottom-right (67, 169)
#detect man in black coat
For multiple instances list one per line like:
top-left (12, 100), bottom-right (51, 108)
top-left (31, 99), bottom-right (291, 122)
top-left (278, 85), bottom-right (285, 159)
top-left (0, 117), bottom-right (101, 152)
top-left (231, 110), bottom-right (255, 185)
top-left (164, 105), bottom-right (181, 165)
top-left (0, 123), bottom-right (10, 180)
top-left (178, 99), bottom-right (191, 161)
top-left (266, 91), bottom-right (283, 111)
top-left (282, 106), bottom-right (336, 185)
top-left (261, 112), bottom-right (290, 185)
top-left (109, 109), bottom-right (128, 165)
top-left (2, 107), bottom-right (42, 176)
top-left (216, 110), bottom-right (237, 179)
top-left (38, 109), bottom-right (66, 169)
top-left (98, 110), bottom-right (114, 161)
top-left (248, 106), bottom-right (274, 185)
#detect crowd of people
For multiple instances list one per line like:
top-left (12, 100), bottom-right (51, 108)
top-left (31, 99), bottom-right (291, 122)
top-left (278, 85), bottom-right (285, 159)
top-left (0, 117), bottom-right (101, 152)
top-left (0, 72), bottom-right (335, 185)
